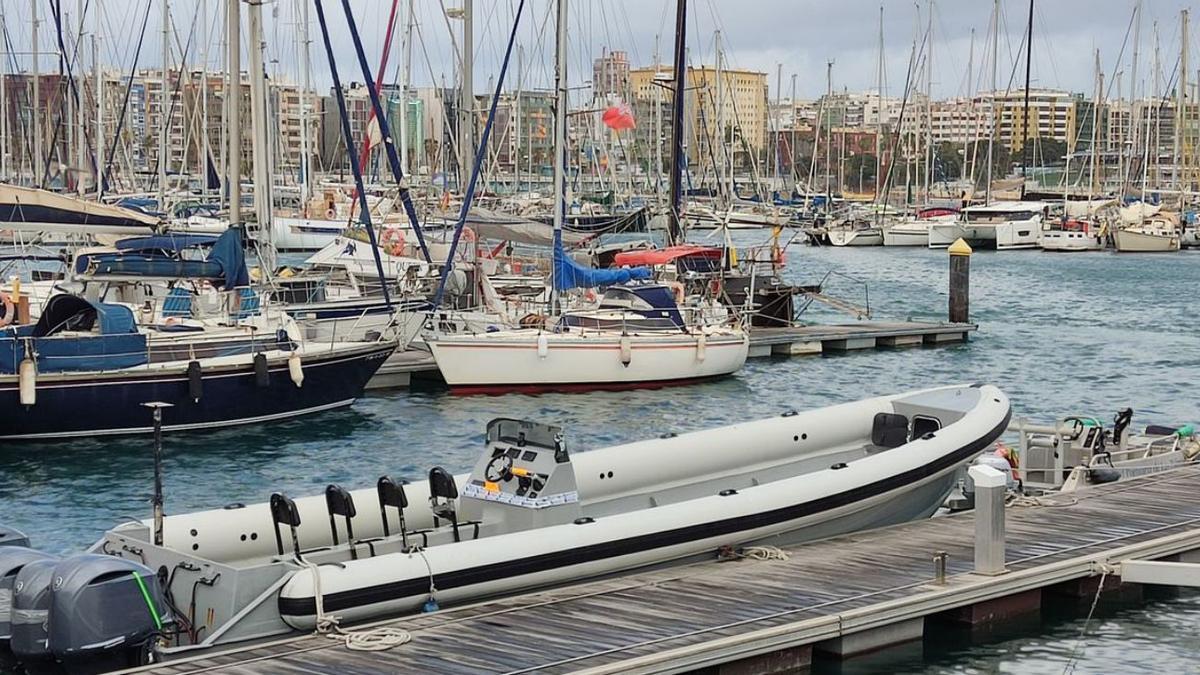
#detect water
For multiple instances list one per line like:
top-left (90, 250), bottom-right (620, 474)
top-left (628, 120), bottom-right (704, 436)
top-left (4, 239), bottom-right (1200, 673)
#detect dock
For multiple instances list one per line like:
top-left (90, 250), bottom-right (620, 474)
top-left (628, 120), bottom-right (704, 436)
top-left (385, 320), bottom-right (977, 388)
top-left (747, 320), bottom-right (975, 357)
top-left (129, 464), bottom-right (1200, 675)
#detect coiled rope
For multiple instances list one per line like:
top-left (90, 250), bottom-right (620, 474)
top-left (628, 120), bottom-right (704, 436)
top-left (304, 560), bottom-right (412, 652)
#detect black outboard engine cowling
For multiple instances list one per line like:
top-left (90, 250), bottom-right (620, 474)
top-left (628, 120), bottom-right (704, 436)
top-left (0, 548), bottom-right (58, 671)
top-left (9, 558), bottom-right (58, 668)
top-left (0, 548), bottom-right (58, 642)
top-left (48, 555), bottom-right (171, 673)
top-left (0, 525), bottom-right (30, 549)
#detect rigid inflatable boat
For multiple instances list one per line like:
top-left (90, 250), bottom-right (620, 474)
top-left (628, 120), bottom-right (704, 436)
top-left (1, 384), bottom-right (1009, 669)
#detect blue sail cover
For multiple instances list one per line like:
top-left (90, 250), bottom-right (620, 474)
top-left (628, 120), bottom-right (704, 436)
top-left (552, 231), bottom-right (651, 292)
top-left (0, 296), bottom-right (146, 374)
top-left (76, 229), bottom-right (250, 289)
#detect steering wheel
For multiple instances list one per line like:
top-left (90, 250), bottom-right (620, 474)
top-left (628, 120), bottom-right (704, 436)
top-left (1056, 417), bottom-right (1085, 442)
top-left (484, 455), bottom-right (514, 482)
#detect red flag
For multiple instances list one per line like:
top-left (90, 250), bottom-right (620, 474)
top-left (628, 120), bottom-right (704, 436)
top-left (602, 104), bottom-right (636, 131)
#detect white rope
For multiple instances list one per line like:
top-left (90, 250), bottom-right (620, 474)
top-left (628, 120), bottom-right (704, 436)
top-left (303, 559), bottom-right (413, 652)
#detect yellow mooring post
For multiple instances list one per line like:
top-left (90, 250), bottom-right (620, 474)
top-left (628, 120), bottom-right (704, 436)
top-left (948, 238), bottom-right (972, 324)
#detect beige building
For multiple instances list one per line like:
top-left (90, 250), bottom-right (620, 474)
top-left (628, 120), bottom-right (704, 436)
top-left (630, 64), bottom-right (768, 165)
top-left (981, 89), bottom-right (1080, 151)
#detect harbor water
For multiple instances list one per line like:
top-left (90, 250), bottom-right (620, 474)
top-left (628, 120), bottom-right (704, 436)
top-left (4, 236), bottom-right (1200, 672)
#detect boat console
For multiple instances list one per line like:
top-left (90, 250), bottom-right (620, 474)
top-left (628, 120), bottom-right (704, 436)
top-left (458, 418), bottom-right (582, 532)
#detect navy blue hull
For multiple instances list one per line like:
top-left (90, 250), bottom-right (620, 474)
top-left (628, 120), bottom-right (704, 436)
top-left (0, 345), bottom-right (394, 439)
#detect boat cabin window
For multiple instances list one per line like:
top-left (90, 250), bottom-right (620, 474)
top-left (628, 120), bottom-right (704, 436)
top-left (912, 415), bottom-right (941, 439)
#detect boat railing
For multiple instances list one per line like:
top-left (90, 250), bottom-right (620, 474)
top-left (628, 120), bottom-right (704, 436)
top-left (1009, 418), bottom-right (1193, 489)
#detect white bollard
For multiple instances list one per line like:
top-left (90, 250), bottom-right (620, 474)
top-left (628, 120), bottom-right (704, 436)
top-left (968, 464), bottom-right (1007, 576)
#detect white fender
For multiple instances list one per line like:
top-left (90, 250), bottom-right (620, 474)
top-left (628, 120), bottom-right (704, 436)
top-left (619, 334), bottom-right (632, 366)
top-left (18, 356), bottom-right (35, 406)
top-left (536, 333), bottom-right (549, 359)
top-left (696, 332), bottom-right (707, 362)
top-left (289, 352), bottom-right (304, 387)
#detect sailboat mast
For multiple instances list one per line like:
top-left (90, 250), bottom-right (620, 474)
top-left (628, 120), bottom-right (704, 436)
top-left (985, 0), bottom-right (998, 204)
top-left (1127, 0), bottom-right (1141, 194)
top-left (158, 0), bottom-right (169, 207)
top-left (1090, 50), bottom-right (1101, 198)
top-left (226, 0), bottom-right (241, 223)
top-left (248, 0), bottom-right (273, 275)
top-left (398, 0), bottom-right (414, 177)
top-left (0, 10), bottom-right (7, 180)
top-left (32, 0), bottom-right (42, 185)
top-left (1018, 0), bottom-right (1033, 198)
top-left (551, 0), bottom-right (567, 308)
top-left (298, 0), bottom-right (312, 208)
top-left (460, 0), bottom-right (474, 188)
top-left (874, 5), bottom-right (883, 203)
top-left (924, 1), bottom-right (933, 202)
top-left (961, 28), bottom-right (974, 186)
top-left (666, 0), bottom-right (687, 245)
top-left (774, 62), bottom-right (782, 193)
top-left (94, 27), bottom-right (103, 194)
top-left (1176, 10), bottom-right (1188, 195)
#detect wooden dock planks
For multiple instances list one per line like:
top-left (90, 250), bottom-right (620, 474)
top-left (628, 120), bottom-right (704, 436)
top-left (126, 465), bottom-right (1200, 675)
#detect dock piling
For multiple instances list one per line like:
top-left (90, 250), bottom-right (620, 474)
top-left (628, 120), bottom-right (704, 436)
top-left (948, 238), bottom-right (972, 323)
top-left (969, 464), bottom-right (1007, 575)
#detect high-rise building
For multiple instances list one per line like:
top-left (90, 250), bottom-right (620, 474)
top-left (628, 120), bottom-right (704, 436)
top-left (593, 50), bottom-right (630, 102)
top-left (629, 63), bottom-right (769, 167)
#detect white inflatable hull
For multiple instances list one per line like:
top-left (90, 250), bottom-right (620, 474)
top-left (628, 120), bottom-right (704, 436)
top-left (427, 329), bottom-right (749, 392)
top-left (276, 384), bottom-right (1011, 627)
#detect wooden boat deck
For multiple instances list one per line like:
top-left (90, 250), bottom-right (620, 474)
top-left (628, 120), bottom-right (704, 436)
top-left (130, 464), bottom-right (1200, 675)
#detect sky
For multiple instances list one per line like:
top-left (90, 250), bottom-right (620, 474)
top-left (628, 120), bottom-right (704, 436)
top-left (0, 1), bottom-right (1187, 102)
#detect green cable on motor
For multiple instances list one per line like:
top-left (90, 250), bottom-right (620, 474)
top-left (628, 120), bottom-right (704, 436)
top-left (131, 572), bottom-right (163, 631)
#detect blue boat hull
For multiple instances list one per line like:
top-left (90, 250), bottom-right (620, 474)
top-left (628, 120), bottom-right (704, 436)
top-left (0, 344), bottom-right (395, 439)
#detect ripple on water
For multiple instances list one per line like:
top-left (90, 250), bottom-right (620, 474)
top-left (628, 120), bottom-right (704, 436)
top-left (2, 241), bottom-right (1200, 672)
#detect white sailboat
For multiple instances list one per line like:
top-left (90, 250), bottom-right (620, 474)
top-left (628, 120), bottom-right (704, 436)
top-left (426, 0), bottom-right (748, 394)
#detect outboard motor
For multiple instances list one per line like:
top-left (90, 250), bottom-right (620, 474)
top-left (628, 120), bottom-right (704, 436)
top-left (9, 558), bottom-right (58, 670)
top-left (0, 549), bottom-right (57, 670)
top-left (48, 555), bottom-right (171, 673)
top-left (0, 525), bottom-right (30, 549)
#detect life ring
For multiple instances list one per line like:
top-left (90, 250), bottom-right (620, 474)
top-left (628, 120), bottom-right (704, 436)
top-left (583, 288), bottom-right (597, 303)
top-left (708, 278), bottom-right (723, 297)
top-left (0, 291), bottom-right (13, 327)
top-left (381, 228), bottom-right (406, 256)
top-left (325, 208), bottom-right (337, 220)
top-left (461, 227), bottom-right (477, 243)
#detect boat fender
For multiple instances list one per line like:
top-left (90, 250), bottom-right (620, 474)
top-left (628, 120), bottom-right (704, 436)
top-left (289, 352), bottom-right (304, 387)
top-left (18, 354), bottom-right (36, 406)
top-left (0, 291), bottom-right (14, 327)
top-left (253, 353), bottom-right (270, 388)
top-left (1088, 467), bottom-right (1121, 485)
top-left (619, 334), bottom-right (632, 367)
top-left (696, 332), bottom-right (707, 362)
top-left (187, 360), bottom-right (203, 402)
top-left (536, 333), bottom-right (549, 359)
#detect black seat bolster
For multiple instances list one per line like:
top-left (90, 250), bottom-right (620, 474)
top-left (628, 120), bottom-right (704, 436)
top-left (871, 412), bottom-right (910, 449)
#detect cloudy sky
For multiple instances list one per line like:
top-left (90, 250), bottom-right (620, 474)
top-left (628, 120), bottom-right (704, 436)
top-left (0, 0), bottom-right (1185, 102)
